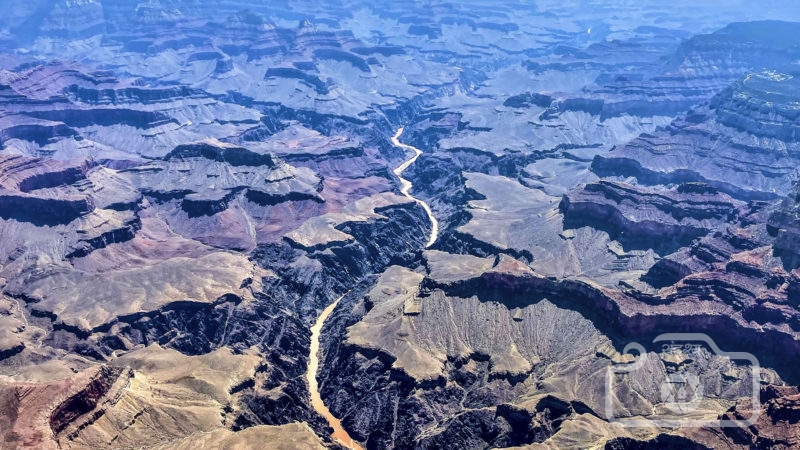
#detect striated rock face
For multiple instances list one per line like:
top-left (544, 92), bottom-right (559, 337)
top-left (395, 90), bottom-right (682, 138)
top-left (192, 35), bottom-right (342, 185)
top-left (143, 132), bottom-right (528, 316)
top-left (604, 434), bottom-right (712, 450)
top-left (710, 72), bottom-right (800, 142)
top-left (667, 21), bottom-right (800, 77)
top-left (0, 154), bottom-right (95, 225)
top-left (49, 365), bottom-right (127, 435)
top-left (0, 365), bottom-right (131, 449)
top-left (768, 181), bottom-right (800, 267)
top-left (715, 385), bottom-right (800, 449)
top-left (593, 69), bottom-right (800, 202)
top-left (561, 180), bottom-right (743, 252)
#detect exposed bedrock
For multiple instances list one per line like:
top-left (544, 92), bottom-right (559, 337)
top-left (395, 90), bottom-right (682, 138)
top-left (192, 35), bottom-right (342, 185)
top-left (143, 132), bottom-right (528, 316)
top-left (126, 139), bottom-right (324, 238)
top-left (32, 287), bottom-right (332, 440)
top-left (0, 120), bottom-right (77, 146)
top-left (592, 69), bottom-right (800, 202)
top-left (64, 212), bottom-right (142, 259)
top-left (0, 191), bottom-right (94, 225)
top-left (165, 141), bottom-right (276, 167)
top-left (640, 222), bottom-right (777, 294)
top-left (667, 21), bottom-right (800, 77)
top-left (265, 67), bottom-right (330, 95)
top-left (0, 154), bottom-right (91, 192)
top-left (642, 256), bottom-right (695, 289)
top-left (26, 108), bottom-right (175, 129)
top-left (0, 364), bottom-right (131, 449)
top-left (710, 71), bottom-right (800, 142)
top-left (560, 180), bottom-right (742, 253)
top-left (246, 201), bottom-right (432, 436)
top-left (503, 92), bottom-right (553, 109)
top-left (768, 180), bottom-right (800, 268)
top-left (258, 200), bottom-right (430, 319)
top-left (394, 153), bottom-right (538, 264)
top-left (312, 49), bottom-right (371, 72)
top-left (392, 111), bottom-right (464, 152)
top-left (466, 270), bottom-right (800, 381)
top-left (49, 366), bottom-right (127, 435)
top-left (0, 291), bottom-right (329, 448)
top-left (316, 288), bottom-right (575, 450)
top-left (65, 85), bottom-right (207, 106)
top-left (2, 3), bottom-right (800, 449)
top-left (272, 105), bottom-right (375, 141)
top-left (181, 190), bottom-right (238, 218)
top-left (538, 21), bottom-right (800, 125)
top-left (402, 155), bottom-right (481, 234)
top-left (317, 257), bottom-right (800, 449)
top-left (718, 385), bottom-right (800, 449)
top-left (605, 434), bottom-right (711, 450)
top-left (245, 189), bottom-right (324, 207)
top-left (317, 253), bottom-right (800, 448)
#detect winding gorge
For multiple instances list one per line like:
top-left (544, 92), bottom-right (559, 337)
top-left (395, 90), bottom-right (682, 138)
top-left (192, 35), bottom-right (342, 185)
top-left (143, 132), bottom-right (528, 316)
top-left (307, 127), bottom-right (437, 448)
top-left (308, 294), bottom-right (360, 449)
top-left (391, 127), bottom-right (440, 249)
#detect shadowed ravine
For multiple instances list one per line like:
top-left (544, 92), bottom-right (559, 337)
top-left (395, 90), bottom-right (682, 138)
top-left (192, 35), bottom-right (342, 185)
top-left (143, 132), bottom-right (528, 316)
top-left (306, 127), bottom-right (438, 449)
top-left (391, 127), bottom-right (439, 248)
top-left (306, 293), bottom-right (361, 450)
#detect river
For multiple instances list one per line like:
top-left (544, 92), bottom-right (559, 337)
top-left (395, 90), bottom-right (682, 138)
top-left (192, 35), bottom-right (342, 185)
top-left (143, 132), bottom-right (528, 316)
top-left (306, 127), bottom-right (438, 449)
top-left (305, 293), bottom-right (361, 449)
top-left (391, 126), bottom-right (439, 248)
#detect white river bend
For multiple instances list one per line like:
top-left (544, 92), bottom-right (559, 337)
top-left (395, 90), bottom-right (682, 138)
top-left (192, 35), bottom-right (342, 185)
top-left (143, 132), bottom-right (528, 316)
top-left (391, 126), bottom-right (439, 249)
top-left (305, 127), bottom-right (438, 449)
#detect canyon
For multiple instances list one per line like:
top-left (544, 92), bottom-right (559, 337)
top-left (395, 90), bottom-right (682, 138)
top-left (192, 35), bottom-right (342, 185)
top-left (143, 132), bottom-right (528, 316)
top-left (0, 1), bottom-right (799, 449)
top-left (391, 127), bottom-right (439, 249)
top-left (305, 127), bottom-right (437, 449)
